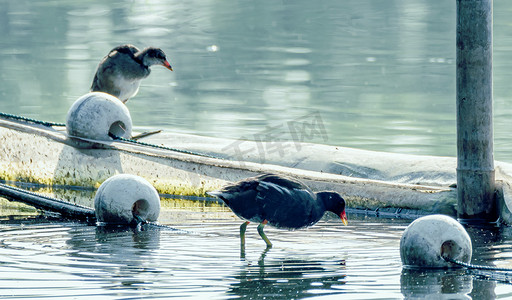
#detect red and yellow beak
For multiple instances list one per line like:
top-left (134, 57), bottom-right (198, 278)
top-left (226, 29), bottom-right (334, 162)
top-left (340, 211), bottom-right (348, 226)
top-left (163, 60), bottom-right (173, 71)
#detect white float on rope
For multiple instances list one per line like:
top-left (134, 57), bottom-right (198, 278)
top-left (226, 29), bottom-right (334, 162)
top-left (400, 214), bottom-right (472, 268)
top-left (94, 174), bottom-right (161, 225)
top-left (66, 92), bottom-right (132, 141)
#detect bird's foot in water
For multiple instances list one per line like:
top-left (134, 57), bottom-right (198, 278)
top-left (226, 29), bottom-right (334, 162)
top-left (240, 221), bottom-right (250, 259)
top-left (257, 220), bottom-right (273, 248)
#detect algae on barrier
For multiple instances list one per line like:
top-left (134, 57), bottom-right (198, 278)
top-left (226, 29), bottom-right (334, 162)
top-left (0, 197), bottom-right (38, 216)
top-left (344, 190), bottom-right (457, 216)
top-left (150, 179), bottom-right (225, 197)
top-left (160, 198), bottom-right (228, 212)
top-left (0, 165), bottom-right (107, 188)
top-left (345, 195), bottom-right (389, 210)
top-left (1, 167), bottom-right (226, 198)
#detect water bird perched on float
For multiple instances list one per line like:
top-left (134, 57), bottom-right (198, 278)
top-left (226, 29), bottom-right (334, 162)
top-left (207, 174), bottom-right (348, 249)
top-left (91, 44), bottom-right (173, 103)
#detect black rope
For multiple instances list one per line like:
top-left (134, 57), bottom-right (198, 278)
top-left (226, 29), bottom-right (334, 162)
top-left (132, 213), bottom-right (196, 234)
top-left (445, 257), bottom-right (512, 284)
top-left (1, 111), bottom-right (224, 159)
top-left (0, 182), bottom-right (95, 221)
top-left (445, 256), bottom-right (512, 272)
top-left (109, 132), bottom-right (223, 159)
top-left (0, 111), bottom-right (65, 127)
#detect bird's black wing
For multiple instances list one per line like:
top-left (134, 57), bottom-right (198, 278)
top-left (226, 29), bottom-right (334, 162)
top-left (256, 174), bottom-right (310, 191)
top-left (255, 178), bottom-right (317, 229)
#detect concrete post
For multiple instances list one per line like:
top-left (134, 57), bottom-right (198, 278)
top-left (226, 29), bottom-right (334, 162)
top-left (456, 0), bottom-right (496, 222)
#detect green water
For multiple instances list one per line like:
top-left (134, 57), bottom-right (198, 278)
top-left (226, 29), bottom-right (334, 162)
top-left (1, 212), bottom-right (511, 299)
top-left (1, 0), bottom-right (512, 161)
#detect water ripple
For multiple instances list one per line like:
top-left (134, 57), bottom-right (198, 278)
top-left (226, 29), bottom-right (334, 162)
top-left (0, 214), bottom-right (511, 298)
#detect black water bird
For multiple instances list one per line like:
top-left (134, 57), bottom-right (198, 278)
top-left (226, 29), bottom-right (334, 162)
top-left (207, 174), bottom-right (348, 248)
top-left (91, 44), bottom-right (173, 102)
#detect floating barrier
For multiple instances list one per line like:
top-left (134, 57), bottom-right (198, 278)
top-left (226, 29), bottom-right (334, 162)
top-left (4, 105), bottom-right (512, 220)
top-left (94, 174), bottom-right (161, 225)
top-left (0, 112), bottom-right (459, 215)
top-left (400, 214), bottom-right (472, 268)
top-left (66, 92), bottom-right (132, 141)
top-left (0, 174), bottom-right (162, 225)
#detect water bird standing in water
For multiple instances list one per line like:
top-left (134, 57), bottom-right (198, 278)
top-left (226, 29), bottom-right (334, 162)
top-left (207, 174), bottom-right (348, 249)
top-left (91, 44), bottom-right (173, 103)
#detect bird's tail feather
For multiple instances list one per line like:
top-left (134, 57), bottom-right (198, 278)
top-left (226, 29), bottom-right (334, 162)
top-left (206, 191), bottom-right (223, 198)
top-left (206, 191), bottom-right (231, 204)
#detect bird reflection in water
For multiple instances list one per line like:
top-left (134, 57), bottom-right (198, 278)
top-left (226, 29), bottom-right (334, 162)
top-left (229, 251), bottom-right (347, 299)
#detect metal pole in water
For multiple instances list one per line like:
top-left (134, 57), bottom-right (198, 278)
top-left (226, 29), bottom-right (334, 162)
top-left (456, 0), bottom-right (496, 222)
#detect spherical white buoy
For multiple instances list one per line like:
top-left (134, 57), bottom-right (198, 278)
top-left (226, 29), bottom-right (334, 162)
top-left (94, 174), bottom-right (160, 225)
top-left (400, 214), bottom-right (472, 268)
top-left (66, 92), bottom-right (132, 141)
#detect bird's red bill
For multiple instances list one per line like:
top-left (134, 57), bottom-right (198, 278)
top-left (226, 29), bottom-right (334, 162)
top-left (163, 60), bottom-right (173, 71)
top-left (340, 211), bottom-right (348, 225)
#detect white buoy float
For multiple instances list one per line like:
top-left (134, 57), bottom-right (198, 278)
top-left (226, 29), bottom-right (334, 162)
top-left (94, 174), bottom-right (160, 225)
top-left (400, 214), bottom-right (472, 268)
top-left (66, 92), bottom-right (132, 141)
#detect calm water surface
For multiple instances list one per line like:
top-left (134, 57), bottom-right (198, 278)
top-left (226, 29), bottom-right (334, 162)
top-left (1, 209), bottom-right (512, 299)
top-left (1, 0), bottom-right (512, 160)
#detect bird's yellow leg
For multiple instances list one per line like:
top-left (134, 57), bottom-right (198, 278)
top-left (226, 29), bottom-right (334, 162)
top-left (240, 221), bottom-right (250, 248)
top-left (257, 220), bottom-right (272, 248)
